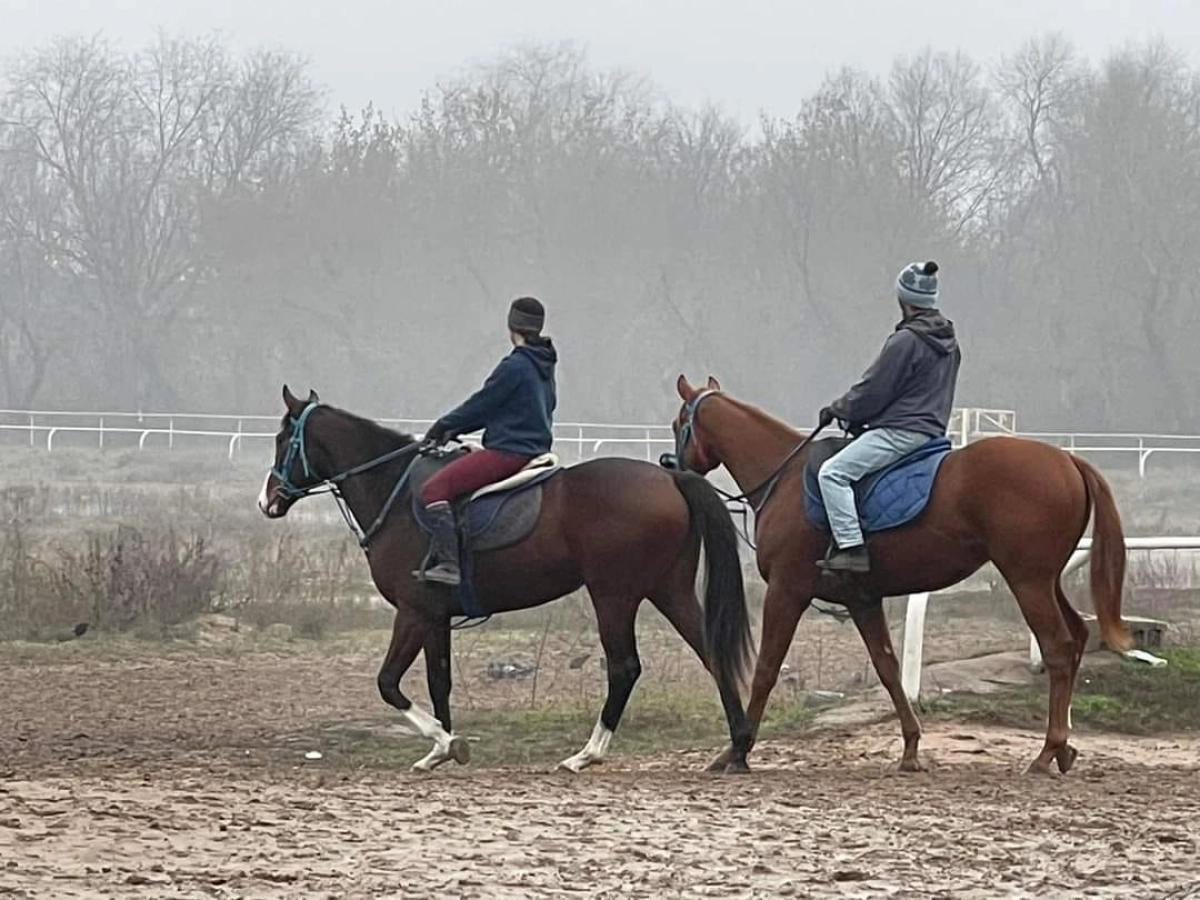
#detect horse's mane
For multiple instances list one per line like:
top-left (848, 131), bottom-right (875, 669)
top-left (720, 392), bottom-right (809, 439)
top-left (324, 405), bottom-right (418, 452)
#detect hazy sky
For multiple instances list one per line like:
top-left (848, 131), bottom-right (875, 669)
top-left (2, 0), bottom-right (1198, 126)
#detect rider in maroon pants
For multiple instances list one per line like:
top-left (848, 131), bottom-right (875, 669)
top-left (415, 297), bottom-right (558, 585)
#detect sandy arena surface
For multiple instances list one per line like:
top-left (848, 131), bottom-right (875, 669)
top-left (3, 645), bottom-right (1200, 899)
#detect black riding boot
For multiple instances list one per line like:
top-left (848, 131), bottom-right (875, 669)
top-left (414, 501), bottom-right (462, 586)
top-left (817, 543), bottom-right (871, 574)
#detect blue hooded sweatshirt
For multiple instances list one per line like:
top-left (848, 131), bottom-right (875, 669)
top-left (435, 341), bottom-right (558, 456)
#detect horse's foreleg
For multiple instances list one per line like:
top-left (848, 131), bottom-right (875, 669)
top-left (558, 594), bottom-right (641, 773)
top-left (412, 616), bottom-right (470, 771)
top-left (849, 597), bottom-right (923, 772)
top-left (707, 579), bottom-right (809, 771)
top-left (374, 610), bottom-right (461, 772)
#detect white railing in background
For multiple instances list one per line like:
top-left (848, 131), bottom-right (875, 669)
top-left (3, 407), bottom-right (1200, 475)
top-left (0, 409), bottom-right (675, 464)
top-left (899, 536), bottom-right (1200, 702)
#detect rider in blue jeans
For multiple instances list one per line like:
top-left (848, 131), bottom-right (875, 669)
top-left (816, 261), bottom-right (962, 575)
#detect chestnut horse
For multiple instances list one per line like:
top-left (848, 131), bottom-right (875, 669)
top-left (259, 386), bottom-right (753, 772)
top-left (667, 375), bottom-right (1133, 776)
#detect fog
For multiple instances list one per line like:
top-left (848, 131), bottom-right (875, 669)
top-left (2, 8), bottom-right (1200, 431)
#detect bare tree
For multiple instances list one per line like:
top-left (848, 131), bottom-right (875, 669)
top-left (0, 33), bottom-right (319, 407)
top-left (886, 49), bottom-right (1005, 235)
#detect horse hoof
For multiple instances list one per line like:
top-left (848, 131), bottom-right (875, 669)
top-left (898, 758), bottom-right (925, 774)
top-left (1055, 744), bottom-right (1078, 774)
top-left (1025, 760), bottom-right (1055, 776)
top-left (449, 737), bottom-right (471, 765)
top-left (724, 760), bottom-right (752, 775)
top-left (556, 758), bottom-right (587, 774)
top-left (706, 748), bottom-right (733, 773)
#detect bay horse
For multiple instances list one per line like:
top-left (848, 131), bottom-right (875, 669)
top-left (667, 375), bottom-right (1134, 776)
top-left (258, 386), bottom-right (754, 772)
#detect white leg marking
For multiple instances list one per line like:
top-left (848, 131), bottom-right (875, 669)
top-left (557, 717), bottom-right (614, 773)
top-left (402, 705), bottom-right (463, 772)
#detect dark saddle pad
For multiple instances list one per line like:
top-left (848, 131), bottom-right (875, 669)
top-left (410, 449), bottom-right (561, 553)
top-left (802, 435), bottom-right (953, 534)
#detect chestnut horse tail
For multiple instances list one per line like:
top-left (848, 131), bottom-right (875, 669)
top-left (1070, 456), bottom-right (1134, 652)
top-left (671, 471), bottom-right (754, 693)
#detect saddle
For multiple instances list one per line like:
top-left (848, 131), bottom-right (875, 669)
top-left (802, 435), bottom-right (953, 535)
top-left (410, 447), bottom-right (561, 553)
top-left (410, 447), bottom-right (562, 617)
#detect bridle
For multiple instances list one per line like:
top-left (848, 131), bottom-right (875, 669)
top-left (270, 400), bottom-right (425, 547)
top-left (663, 389), bottom-right (848, 622)
top-left (664, 388), bottom-right (830, 531)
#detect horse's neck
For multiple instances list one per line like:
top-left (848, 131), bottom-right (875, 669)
top-left (318, 422), bottom-right (415, 529)
top-left (706, 399), bottom-right (805, 494)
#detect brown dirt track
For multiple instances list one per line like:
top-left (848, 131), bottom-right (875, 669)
top-left (3, 647), bottom-right (1200, 899)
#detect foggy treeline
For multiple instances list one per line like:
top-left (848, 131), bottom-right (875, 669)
top-left (1, 32), bottom-right (1198, 431)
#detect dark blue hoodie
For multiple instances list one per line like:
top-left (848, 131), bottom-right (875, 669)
top-left (436, 341), bottom-right (558, 456)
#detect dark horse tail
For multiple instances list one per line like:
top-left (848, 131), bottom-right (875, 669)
top-left (1070, 456), bottom-right (1134, 652)
top-left (671, 471), bottom-right (754, 693)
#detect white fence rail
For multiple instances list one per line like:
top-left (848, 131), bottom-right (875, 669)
top-left (900, 536), bottom-right (1200, 702)
top-left (3, 407), bottom-right (1200, 475)
top-left (0, 409), bottom-right (675, 464)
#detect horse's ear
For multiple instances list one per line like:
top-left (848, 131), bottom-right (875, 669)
top-left (706, 376), bottom-right (721, 391)
top-left (307, 389), bottom-right (320, 404)
top-left (282, 384), bottom-right (300, 411)
top-left (676, 374), bottom-right (695, 399)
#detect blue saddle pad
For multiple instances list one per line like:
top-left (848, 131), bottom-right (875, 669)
top-left (410, 457), bottom-right (561, 618)
top-left (802, 437), bottom-right (952, 534)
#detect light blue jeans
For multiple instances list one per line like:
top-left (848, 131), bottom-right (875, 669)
top-left (818, 427), bottom-right (932, 550)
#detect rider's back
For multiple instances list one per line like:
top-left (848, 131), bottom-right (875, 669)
top-left (836, 309), bottom-right (961, 438)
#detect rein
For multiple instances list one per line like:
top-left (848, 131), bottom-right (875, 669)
top-left (672, 389), bottom-right (828, 525)
top-left (669, 391), bottom-right (851, 624)
top-left (272, 401), bottom-right (424, 548)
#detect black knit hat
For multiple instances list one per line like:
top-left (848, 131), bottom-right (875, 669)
top-left (508, 296), bottom-right (545, 335)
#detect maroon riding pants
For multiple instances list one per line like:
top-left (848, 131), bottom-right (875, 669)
top-left (421, 449), bottom-right (532, 505)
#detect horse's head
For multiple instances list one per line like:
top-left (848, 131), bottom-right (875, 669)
top-left (258, 384), bottom-right (324, 518)
top-left (663, 374), bottom-right (724, 474)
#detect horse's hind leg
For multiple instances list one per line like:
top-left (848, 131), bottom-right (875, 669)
top-left (848, 597), bottom-right (924, 772)
top-left (648, 582), bottom-right (753, 774)
top-left (1008, 576), bottom-right (1077, 775)
top-left (558, 593), bottom-right (642, 773)
top-left (1053, 579), bottom-right (1090, 774)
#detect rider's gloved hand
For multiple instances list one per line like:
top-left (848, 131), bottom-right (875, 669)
top-left (818, 407), bottom-right (836, 429)
top-left (423, 420), bottom-right (449, 446)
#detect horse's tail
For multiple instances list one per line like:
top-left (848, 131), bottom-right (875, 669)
top-left (671, 471), bottom-right (754, 694)
top-left (1070, 455), bottom-right (1134, 653)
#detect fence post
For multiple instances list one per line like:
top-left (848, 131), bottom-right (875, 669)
top-left (901, 593), bottom-right (930, 702)
top-left (98, 417), bottom-right (104, 450)
top-left (169, 419), bottom-right (175, 450)
top-left (28, 414), bottom-right (34, 447)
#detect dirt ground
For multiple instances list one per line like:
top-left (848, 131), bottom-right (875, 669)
top-left (3, 640), bottom-right (1200, 899)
